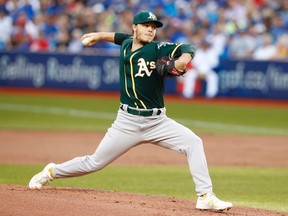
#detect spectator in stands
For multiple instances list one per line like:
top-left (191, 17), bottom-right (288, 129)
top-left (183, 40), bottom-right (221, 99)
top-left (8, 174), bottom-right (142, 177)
top-left (41, 12), bottom-right (59, 51)
top-left (0, 0), bottom-right (287, 63)
top-left (163, 0), bottom-right (178, 18)
top-left (279, 0), bottom-right (288, 26)
top-left (68, 28), bottom-right (84, 53)
top-left (182, 38), bottom-right (219, 99)
top-left (206, 22), bottom-right (227, 56)
top-left (228, 27), bottom-right (256, 59)
top-left (55, 14), bottom-right (70, 51)
top-left (10, 12), bottom-right (33, 50)
top-left (0, 5), bottom-right (12, 49)
top-left (269, 14), bottom-right (287, 43)
top-left (253, 33), bottom-right (277, 60)
top-left (272, 33), bottom-right (288, 60)
top-left (169, 18), bottom-right (190, 43)
top-left (9, 0), bottom-right (36, 22)
top-left (223, 0), bottom-right (248, 29)
top-left (30, 30), bottom-right (49, 52)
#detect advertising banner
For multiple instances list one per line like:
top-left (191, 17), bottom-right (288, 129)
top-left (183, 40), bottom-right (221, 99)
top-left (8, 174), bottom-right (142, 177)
top-left (216, 60), bottom-right (288, 100)
top-left (0, 51), bottom-right (176, 93)
top-left (0, 51), bottom-right (120, 90)
top-left (1, 51), bottom-right (288, 99)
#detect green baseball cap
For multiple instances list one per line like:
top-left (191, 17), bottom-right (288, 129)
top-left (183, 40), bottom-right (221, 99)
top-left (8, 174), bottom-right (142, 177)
top-left (133, 11), bottom-right (163, 28)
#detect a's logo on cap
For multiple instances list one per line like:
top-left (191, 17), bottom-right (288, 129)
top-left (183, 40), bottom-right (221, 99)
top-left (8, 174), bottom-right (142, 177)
top-left (148, 12), bottom-right (157, 20)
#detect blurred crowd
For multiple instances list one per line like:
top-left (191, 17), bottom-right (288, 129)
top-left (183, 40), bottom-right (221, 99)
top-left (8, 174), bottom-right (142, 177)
top-left (0, 0), bottom-right (288, 61)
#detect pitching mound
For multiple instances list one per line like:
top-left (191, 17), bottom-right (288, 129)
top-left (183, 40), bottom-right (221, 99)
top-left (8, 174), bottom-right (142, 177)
top-left (1, 184), bottom-right (286, 216)
top-left (1, 131), bottom-right (288, 215)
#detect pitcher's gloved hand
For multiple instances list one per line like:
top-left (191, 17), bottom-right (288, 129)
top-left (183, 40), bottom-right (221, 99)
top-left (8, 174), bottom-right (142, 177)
top-left (156, 57), bottom-right (186, 78)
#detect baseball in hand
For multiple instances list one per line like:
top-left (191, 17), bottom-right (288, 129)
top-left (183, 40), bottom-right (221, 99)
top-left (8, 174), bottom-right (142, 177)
top-left (81, 37), bottom-right (92, 46)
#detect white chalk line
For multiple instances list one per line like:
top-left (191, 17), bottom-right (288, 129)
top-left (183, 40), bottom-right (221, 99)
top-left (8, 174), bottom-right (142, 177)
top-left (0, 103), bottom-right (287, 136)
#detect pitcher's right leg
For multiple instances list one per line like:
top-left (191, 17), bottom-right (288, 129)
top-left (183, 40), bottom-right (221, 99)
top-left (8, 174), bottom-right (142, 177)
top-left (29, 110), bottom-right (142, 189)
top-left (52, 125), bottom-right (141, 178)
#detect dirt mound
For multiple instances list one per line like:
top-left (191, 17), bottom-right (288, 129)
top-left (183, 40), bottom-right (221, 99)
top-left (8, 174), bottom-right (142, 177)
top-left (1, 130), bottom-right (288, 216)
top-left (1, 184), bottom-right (287, 216)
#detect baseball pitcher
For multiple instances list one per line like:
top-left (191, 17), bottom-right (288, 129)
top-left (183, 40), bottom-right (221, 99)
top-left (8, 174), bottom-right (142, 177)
top-left (29, 11), bottom-right (233, 211)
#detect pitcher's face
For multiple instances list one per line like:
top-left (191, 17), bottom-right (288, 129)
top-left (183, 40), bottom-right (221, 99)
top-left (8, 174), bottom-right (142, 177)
top-left (133, 22), bottom-right (156, 44)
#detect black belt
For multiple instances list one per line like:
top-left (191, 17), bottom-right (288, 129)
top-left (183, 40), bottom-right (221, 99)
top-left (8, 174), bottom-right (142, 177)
top-left (120, 105), bottom-right (162, 117)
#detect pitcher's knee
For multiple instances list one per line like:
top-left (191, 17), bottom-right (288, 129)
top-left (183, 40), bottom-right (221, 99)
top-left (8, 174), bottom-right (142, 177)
top-left (184, 133), bottom-right (203, 145)
top-left (194, 136), bottom-right (203, 147)
top-left (184, 135), bottom-right (204, 153)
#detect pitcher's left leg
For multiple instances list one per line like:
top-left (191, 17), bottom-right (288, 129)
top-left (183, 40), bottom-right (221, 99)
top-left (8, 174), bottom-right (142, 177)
top-left (146, 117), bottom-right (232, 211)
top-left (146, 117), bottom-right (213, 196)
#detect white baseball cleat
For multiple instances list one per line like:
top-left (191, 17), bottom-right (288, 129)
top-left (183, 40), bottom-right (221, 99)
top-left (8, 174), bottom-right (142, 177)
top-left (29, 163), bottom-right (55, 190)
top-left (196, 193), bottom-right (233, 211)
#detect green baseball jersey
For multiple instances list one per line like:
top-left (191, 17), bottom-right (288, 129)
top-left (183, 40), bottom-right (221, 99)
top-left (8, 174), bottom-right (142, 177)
top-left (114, 32), bottom-right (195, 109)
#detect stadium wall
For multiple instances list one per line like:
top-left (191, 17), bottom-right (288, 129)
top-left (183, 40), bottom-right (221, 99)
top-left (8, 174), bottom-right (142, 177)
top-left (0, 51), bottom-right (287, 99)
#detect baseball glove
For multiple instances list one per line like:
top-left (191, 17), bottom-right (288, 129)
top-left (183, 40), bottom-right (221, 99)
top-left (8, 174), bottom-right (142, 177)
top-left (156, 57), bottom-right (186, 78)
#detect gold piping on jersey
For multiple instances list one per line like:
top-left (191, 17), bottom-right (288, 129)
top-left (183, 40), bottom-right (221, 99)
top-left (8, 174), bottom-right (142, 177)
top-left (170, 43), bottom-right (183, 58)
top-left (129, 51), bottom-right (147, 109)
top-left (123, 48), bottom-right (131, 98)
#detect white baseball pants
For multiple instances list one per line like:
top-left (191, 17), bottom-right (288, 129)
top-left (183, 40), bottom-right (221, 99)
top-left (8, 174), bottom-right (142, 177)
top-left (52, 108), bottom-right (213, 196)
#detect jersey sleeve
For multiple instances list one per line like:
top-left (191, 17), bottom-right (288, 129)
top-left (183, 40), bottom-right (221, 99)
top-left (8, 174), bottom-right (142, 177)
top-left (158, 42), bottom-right (196, 59)
top-left (179, 43), bottom-right (196, 58)
top-left (114, 32), bottom-right (132, 45)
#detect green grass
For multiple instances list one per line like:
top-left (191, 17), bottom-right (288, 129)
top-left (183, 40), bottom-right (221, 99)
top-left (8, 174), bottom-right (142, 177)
top-left (0, 94), bottom-right (287, 135)
top-left (0, 94), bottom-right (118, 131)
top-left (1, 164), bottom-right (287, 212)
top-left (0, 93), bottom-right (288, 213)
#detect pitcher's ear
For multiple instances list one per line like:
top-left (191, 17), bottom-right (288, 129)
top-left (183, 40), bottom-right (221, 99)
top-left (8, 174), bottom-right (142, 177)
top-left (132, 24), bottom-right (137, 33)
